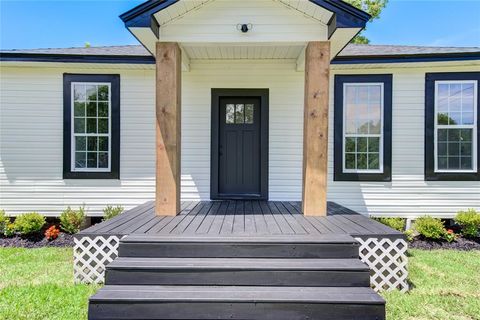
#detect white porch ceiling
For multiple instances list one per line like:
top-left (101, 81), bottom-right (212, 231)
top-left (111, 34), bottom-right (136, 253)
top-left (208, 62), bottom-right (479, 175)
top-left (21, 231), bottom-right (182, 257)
top-left (182, 43), bottom-right (305, 60)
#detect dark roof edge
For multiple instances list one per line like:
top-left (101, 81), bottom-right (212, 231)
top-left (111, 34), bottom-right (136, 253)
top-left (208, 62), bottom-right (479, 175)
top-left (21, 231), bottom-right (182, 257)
top-left (1, 51), bottom-right (479, 65)
top-left (0, 52), bottom-right (156, 64)
top-left (331, 52), bottom-right (480, 64)
top-left (120, 0), bottom-right (370, 28)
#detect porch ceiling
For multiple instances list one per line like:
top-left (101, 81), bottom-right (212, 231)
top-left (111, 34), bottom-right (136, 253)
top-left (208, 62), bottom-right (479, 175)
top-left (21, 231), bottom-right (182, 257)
top-left (120, 0), bottom-right (370, 63)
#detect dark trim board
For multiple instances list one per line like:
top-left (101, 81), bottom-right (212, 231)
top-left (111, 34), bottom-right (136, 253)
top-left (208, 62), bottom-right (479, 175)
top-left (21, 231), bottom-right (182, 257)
top-left (424, 72), bottom-right (480, 181)
top-left (63, 74), bottom-right (121, 179)
top-left (333, 74), bottom-right (393, 181)
top-left (210, 89), bottom-right (269, 200)
top-left (2, 52), bottom-right (479, 65)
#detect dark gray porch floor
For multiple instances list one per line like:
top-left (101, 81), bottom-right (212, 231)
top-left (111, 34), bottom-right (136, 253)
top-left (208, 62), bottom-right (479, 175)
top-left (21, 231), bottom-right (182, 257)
top-left (78, 201), bottom-right (403, 240)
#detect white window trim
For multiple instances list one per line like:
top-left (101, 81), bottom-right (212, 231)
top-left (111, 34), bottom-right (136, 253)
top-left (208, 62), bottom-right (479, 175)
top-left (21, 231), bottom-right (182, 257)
top-left (434, 80), bottom-right (478, 173)
top-left (70, 82), bottom-right (112, 173)
top-left (342, 82), bottom-right (384, 174)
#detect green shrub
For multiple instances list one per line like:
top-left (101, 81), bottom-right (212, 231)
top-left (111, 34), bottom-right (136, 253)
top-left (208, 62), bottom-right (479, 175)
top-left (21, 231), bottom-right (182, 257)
top-left (455, 209), bottom-right (480, 238)
top-left (4, 222), bottom-right (16, 237)
top-left (0, 210), bottom-right (8, 234)
top-left (404, 229), bottom-right (416, 242)
top-left (374, 217), bottom-right (406, 232)
top-left (14, 212), bottom-right (46, 235)
top-left (414, 216), bottom-right (446, 240)
top-left (103, 205), bottom-right (124, 221)
top-left (60, 206), bottom-right (86, 234)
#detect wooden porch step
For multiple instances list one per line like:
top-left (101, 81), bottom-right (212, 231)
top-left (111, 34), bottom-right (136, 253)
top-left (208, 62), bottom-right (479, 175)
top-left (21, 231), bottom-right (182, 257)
top-left (105, 257), bottom-right (371, 287)
top-left (88, 285), bottom-right (385, 320)
top-left (118, 234), bottom-right (359, 259)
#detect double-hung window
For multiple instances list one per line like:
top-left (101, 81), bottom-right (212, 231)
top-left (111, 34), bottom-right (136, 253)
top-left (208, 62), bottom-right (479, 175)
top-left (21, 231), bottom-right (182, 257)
top-left (425, 73), bottom-right (479, 180)
top-left (63, 74), bottom-right (120, 179)
top-left (334, 75), bottom-right (392, 181)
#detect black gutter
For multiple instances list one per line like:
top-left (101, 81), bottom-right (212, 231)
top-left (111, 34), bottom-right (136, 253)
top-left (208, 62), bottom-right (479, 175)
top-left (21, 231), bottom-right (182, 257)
top-left (1, 51), bottom-right (479, 65)
top-left (331, 52), bottom-right (480, 64)
top-left (0, 53), bottom-right (156, 64)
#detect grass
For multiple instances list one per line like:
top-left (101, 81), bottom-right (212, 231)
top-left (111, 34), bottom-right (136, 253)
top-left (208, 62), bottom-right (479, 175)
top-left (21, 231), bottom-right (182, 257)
top-left (0, 247), bottom-right (479, 320)
top-left (382, 249), bottom-right (480, 320)
top-left (0, 247), bottom-right (100, 320)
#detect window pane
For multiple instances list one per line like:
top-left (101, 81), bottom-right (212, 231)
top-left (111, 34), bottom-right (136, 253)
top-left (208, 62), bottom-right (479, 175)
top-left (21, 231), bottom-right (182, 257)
top-left (461, 157), bottom-right (472, 170)
top-left (438, 156), bottom-right (448, 169)
top-left (226, 104), bottom-right (235, 124)
top-left (438, 129), bottom-right (448, 141)
top-left (99, 153), bottom-right (109, 168)
top-left (86, 85), bottom-right (97, 101)
top-left (87, 118), bottom-right (97, 133)
top-left (74, 84), bottom-right (85, 101)
top-left (437, 113), bottom-right (449, 125)
top-left (345, 153), bottom-right (356, 169)
top-left (74, 102), bottom-right (86, 117)
top-left (357, 153), bottom-right (368, 169)
top-left (460, 129), bottom-right (472, 142)
top-left (75, 152), bottom-right (86, 168)
top-left (345, 137), bottom-right (356, 153)
top-left (235, 104), bottom-right (244, 124)
top-left (448, 156), bottom-right (460, 169)
top-left (462, 112), bottom-right (474, 125)
top-left (368, 153), bottom-right (379, 170)
top-left (438, 142), bottom-right (447, 156)
top-left (245, 104), bottom-right (254, 124)
top-left (87, 101), bottom-right (97, 117)
top-left (87, 137), bottom-right (98, 152)
top-left (75, 136), bottom-right (86, 151)
top-left (357, 86), bottom-right (369, 103)
top-left (98, 119), bottom-right (108, 134)
top-left (98, 102), bottom-right (108, 117)
top-left (99, 137), bottom-right (109, 151)
top-left (74, 118), bottom-right (85, 133)
top-left (357, 137), bottom-right (368, 152)
top-left (448, 142), bottom-right (459, 156)
top-left (368, 137), bottom-right (380, 152)
top-left (87, 152), bottom-right (97, 168)
top-left (449, 112), bottom-right (461, 125)
top-left (357, 118), bottom-right (369, 134)
top-left (98, 85), bottom-right (109, 101)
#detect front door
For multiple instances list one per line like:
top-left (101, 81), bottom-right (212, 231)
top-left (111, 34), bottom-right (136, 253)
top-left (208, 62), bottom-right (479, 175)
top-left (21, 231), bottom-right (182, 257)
top-left (211, 89), bottom-right (269, 200)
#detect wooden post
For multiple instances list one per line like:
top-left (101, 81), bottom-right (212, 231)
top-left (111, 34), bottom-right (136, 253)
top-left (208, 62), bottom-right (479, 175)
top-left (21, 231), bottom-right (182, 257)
top-left (302, 41), bottom-right (330, 216)
top-left (156, 42), bottom-right (181, 216)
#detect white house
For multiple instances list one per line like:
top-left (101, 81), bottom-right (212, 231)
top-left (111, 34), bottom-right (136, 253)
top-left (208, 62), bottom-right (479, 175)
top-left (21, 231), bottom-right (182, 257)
top-left (0, 0), bottom-right (479, 220)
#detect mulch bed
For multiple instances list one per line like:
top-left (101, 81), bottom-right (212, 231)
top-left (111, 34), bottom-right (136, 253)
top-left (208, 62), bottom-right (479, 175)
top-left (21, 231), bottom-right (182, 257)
top-left (0, 232), bottom-right (74, 248)
top-left (410, 236), bottom-right (480, 251)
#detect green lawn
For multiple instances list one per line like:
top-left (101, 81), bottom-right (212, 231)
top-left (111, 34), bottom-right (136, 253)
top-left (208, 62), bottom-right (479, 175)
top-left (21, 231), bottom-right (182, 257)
top-left (0, 247), bottom-right (479, 320)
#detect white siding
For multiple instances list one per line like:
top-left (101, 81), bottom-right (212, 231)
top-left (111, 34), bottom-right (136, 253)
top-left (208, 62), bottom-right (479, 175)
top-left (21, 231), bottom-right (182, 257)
top-left (1, 61), bottom-right (479, 218)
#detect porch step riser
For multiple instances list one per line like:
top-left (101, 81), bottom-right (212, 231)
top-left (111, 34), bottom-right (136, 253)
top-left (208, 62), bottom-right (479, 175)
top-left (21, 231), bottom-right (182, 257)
top-left (89, 301), bottom-right (385, 320)
top-left (118, 243), bottom-right (359, 259)
top-left (105, 269), bottom-right (370, 287)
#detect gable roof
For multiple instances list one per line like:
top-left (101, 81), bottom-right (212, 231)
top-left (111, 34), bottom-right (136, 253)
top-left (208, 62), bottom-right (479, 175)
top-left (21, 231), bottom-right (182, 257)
top-left (1, 44), bottom-right (479, 64)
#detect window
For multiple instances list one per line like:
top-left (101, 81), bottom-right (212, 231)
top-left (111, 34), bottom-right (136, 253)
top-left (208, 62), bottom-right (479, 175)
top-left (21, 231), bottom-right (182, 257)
top-left (334, 75), bottom-right (392, 181)
top-left (425, 73), bottom-right (480, 181)
top-left (63, 74), bottom-right (120, 179)
top-left (226, 103), bottom-right (254, 124)
top-left (343, 83), bottom-right (383, 173)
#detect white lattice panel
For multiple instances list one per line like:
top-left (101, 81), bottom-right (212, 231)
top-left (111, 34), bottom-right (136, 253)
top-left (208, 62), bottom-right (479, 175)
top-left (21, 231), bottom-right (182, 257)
top-left (73, 236), bottom-right (121, 284)
top-left (356, 237), bottom-right (409, 292)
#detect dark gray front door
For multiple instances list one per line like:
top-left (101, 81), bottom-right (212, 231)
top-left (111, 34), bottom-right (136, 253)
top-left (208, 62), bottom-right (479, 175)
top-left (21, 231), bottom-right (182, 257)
top-left (218, 97), bottom-right (261, 198)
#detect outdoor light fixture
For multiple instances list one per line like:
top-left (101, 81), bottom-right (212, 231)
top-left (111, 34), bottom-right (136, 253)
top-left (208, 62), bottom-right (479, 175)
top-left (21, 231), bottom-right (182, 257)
top-left (236, 23), bottom-right (253, 33)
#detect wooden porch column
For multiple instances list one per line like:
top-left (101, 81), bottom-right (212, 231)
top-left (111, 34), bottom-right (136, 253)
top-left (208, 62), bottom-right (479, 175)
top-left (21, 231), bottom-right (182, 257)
top-left (155, 42), bottom-right (181, 216)
top-left (302, 41), bottom-right (330, 216)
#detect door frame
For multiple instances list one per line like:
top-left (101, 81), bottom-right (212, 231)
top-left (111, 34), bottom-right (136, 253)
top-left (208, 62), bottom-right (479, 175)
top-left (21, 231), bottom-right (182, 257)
top-left (210, 88), bottom-right (269, 200)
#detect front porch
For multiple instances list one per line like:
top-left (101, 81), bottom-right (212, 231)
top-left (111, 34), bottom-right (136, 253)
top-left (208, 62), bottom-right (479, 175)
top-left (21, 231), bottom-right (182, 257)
top-left (74, 200), bottom-right (408, 292)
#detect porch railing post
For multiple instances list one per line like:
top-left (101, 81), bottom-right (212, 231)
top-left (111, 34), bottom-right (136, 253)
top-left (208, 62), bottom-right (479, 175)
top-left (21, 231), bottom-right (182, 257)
top-left (155, 42), bottom-right (181, 216)
top-left (302, 41), bottom-right (330, 216)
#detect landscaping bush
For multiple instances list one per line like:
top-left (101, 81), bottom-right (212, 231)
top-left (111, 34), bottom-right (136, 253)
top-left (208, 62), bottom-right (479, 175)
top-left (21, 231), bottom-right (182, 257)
top-left (414, 216), bottom-right (445, 240)
top-left (103, 205), bottom-right (124, 221)
top-left (374, 217), bottom-right (405, 232)
top-left (455, 209), bottom-right (480, 238)
top-left (60, 206), bottom-right (85, 234)
top-left (44, 225), bottom-right (60, 240)
top-left (0, 209), bottom-right (8, 234)
top-left (4, 222), bottom-right (16, 237)
top-left (14, 212), bottom-right (46, 235)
